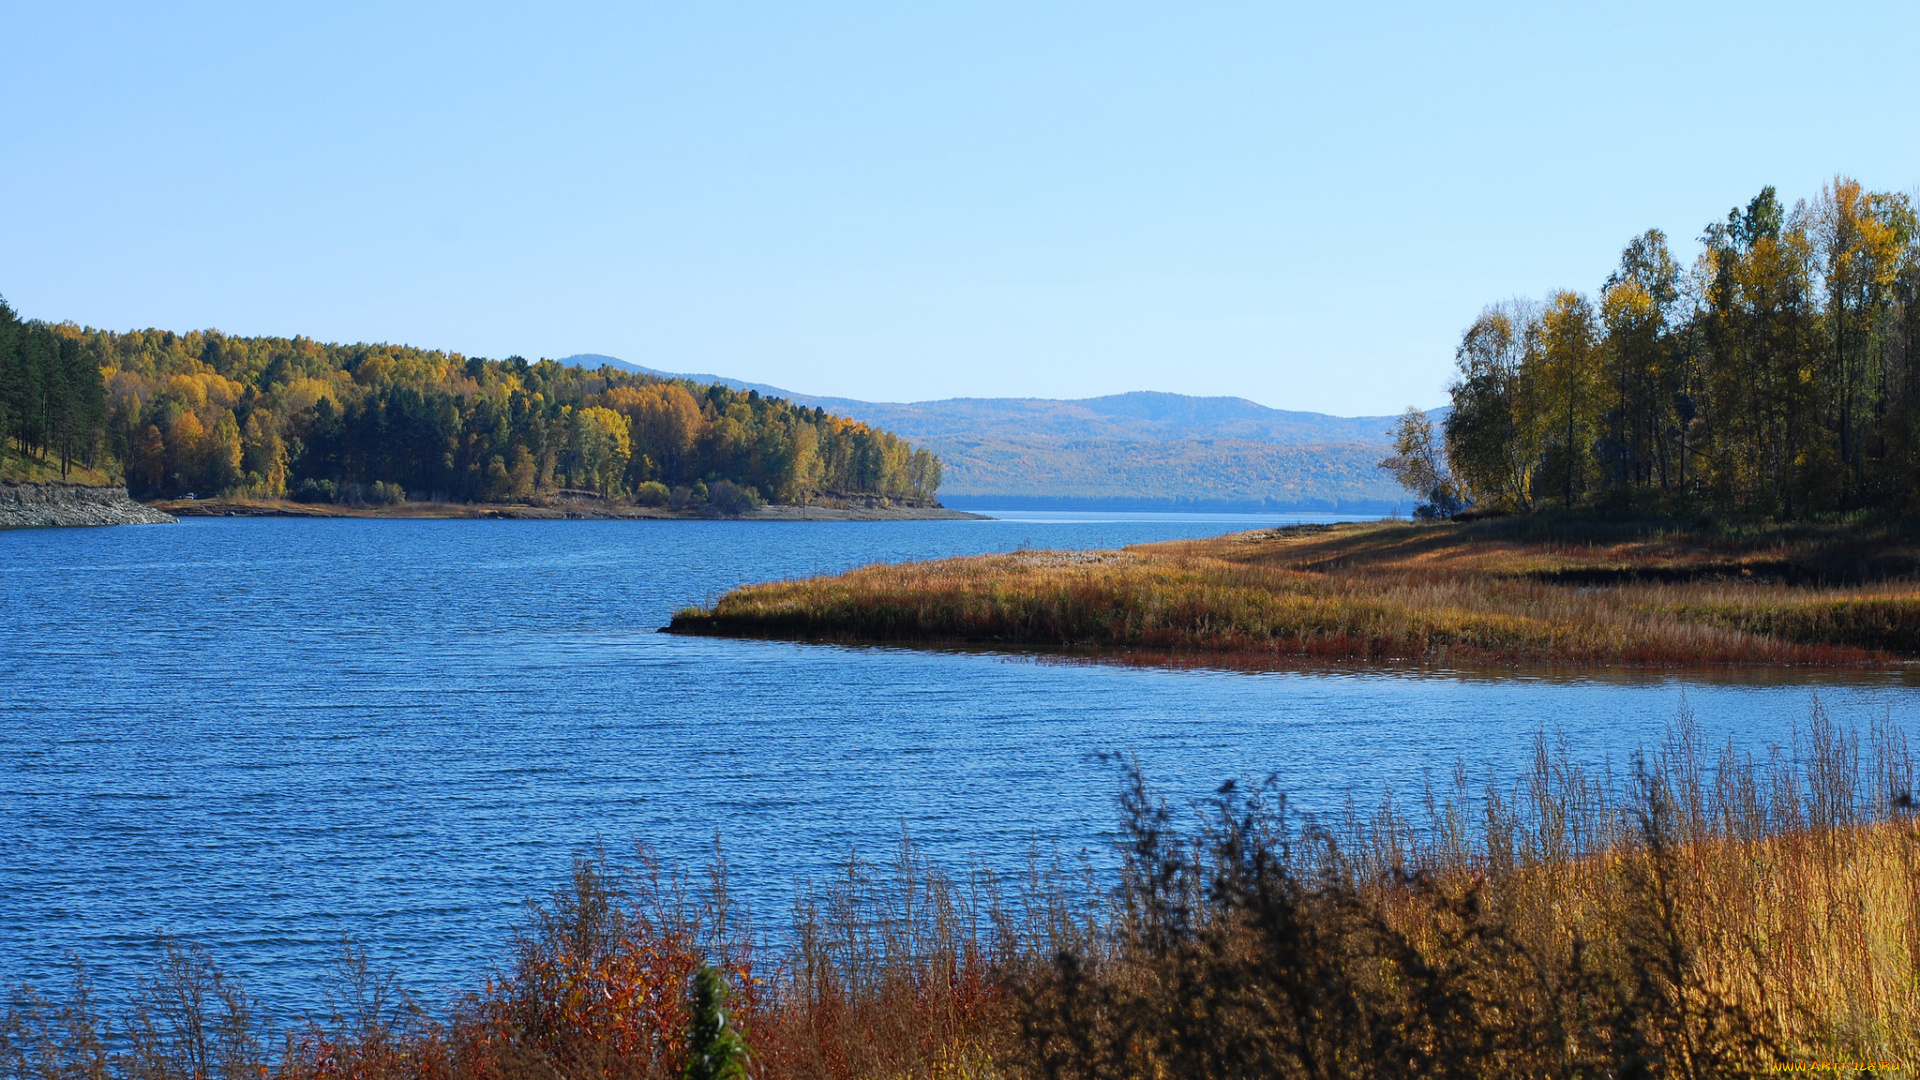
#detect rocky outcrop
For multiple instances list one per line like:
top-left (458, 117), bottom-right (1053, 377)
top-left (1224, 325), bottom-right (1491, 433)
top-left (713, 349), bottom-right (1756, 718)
top-left (0, 483), bottom-right (178, 528)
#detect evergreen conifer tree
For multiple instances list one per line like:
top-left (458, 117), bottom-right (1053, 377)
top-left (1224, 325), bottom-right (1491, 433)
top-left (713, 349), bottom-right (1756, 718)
top-left (682, 964), bottom-right (747, 1080)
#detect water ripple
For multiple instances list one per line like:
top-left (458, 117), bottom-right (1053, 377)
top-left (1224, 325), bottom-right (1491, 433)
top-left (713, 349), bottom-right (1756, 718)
top-left (2, 515), bottom-right (1915, 1022)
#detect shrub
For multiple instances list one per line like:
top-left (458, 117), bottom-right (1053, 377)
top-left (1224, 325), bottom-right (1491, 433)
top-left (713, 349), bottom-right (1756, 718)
top-left (292, 478), bottom-right (337, 504)
top-left (707, 481), bottom-right (762, 517)
top-left (370, 481), bottom-right (406, 506)
top-left (634, 481), bottom-right (671, 507)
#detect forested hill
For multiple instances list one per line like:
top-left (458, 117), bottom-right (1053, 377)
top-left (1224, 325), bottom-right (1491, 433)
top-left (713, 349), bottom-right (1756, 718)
top-left (0, 305), bottom-right (942, 508)
top-left (773, 392), bottom-right (1409, 447)
top-left (567, 356), bottom-right (1411, 510)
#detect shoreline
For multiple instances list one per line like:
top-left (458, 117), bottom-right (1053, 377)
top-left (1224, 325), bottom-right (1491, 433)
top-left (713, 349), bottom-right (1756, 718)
top-left (146, 494), bottom-right (987, 522)
top-left (1, 481), bottom-right (178, 528)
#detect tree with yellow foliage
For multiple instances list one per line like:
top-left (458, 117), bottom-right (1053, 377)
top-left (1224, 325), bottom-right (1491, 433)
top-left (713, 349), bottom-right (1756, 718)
top-left (2, 307), bottom-right (945, 507)
top-left (1434, 177), bottom-right (1920, 518)
top-left (571, 405), bottom-right (632, 496)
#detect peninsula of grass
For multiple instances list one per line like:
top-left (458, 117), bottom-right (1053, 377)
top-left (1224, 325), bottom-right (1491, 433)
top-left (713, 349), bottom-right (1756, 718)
top-left (666, 516), bottom-right (1920, 667)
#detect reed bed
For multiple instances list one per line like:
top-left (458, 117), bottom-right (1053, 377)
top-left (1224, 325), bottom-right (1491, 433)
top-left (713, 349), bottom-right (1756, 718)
top-left (6, 706), bottom-right (1918, 1079)
top-left (668, 520), bottom-right (1920, 666)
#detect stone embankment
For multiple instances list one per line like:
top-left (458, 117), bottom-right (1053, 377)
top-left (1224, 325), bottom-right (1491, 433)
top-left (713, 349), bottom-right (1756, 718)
top-left (0, 483), bottom-right (178, 528)
top-left (149, 491), bottom-right (984, 521)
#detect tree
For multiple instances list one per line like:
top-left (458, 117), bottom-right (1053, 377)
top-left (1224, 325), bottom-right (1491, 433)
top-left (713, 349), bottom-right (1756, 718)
top-left (779, 421), bottom-right (823, 502)
top-left (572, 405), bottom-right (632, 496)
top-left (1599, 230), bottom-right (1679, 496)
top-left (135, 425), bottom-right (167, 493)
top-left (241, 411), bottom-right (288, 495)
top-left (1439, 177), bottom-right (1920, 519)
top-left (1811, 177), bottom-right (1915, 506)
top-left (1379, 407), bottom-right (1464, 518)
top-left (50, 334), bottom-right (103, 475)
top-left (1444, 301), bottom-right (1539, 512)
top-left (681, 964), bottom-right (747, 1080)
top-left (1699, 187), bottom-right (1820, 514)
top-left (1539, 291), bottom-right (1601, 509)
top-left (617, 384), bottom-right (702, 484)
top-left (0, 297), bottom-right (16, 455)
top-left (206, 411), bottom-right (245, 492)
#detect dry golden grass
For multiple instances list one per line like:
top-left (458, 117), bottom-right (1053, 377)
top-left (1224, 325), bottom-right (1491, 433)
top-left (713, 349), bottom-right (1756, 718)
top-left (1366, 745), bottom-right (1920, 1070)
top-left (0, 448), bottom-right (118, 486)
top-left (1005, 710), bottom-right (1920, 1077)
top-left (670, 519), bottom-right (1920, 667)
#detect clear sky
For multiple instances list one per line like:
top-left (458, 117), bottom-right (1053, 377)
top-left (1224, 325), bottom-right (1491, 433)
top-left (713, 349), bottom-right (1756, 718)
top-left (4, 1), bottom-right (1917, 416)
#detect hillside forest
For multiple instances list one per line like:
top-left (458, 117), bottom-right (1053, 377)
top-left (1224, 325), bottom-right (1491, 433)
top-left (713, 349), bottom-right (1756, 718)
top-left (1383, 176), bottom-right (1920, 520)
top-left (0, 300), bottom-right (941, 508)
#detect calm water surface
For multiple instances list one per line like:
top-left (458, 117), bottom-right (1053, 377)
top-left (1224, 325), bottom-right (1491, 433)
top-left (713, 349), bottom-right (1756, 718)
top-left (3, 513), bottom-right (1916, 1018)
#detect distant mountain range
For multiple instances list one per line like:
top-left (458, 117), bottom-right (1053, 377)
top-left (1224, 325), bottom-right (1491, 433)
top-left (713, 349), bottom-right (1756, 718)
top-left (561, 354), bottom-right (1418, 512)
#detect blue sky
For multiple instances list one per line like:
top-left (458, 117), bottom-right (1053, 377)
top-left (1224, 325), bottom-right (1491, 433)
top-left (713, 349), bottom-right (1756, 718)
top-left (3, 1), bottom-right (1916, 415)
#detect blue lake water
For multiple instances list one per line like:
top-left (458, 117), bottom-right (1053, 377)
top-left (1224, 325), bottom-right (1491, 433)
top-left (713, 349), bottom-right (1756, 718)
top-left (3, 512), bottom-right (1917, 1020)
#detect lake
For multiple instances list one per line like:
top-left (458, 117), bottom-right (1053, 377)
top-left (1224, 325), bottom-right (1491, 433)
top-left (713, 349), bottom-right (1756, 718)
top-left (3, 512), bottom-right (1916, 1020)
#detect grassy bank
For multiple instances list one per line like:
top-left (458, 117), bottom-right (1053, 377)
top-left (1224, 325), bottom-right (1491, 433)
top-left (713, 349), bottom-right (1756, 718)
top-left (0, 447), bottom-right (118, 486)
top-left (6, 708), bottom-right (1916, 1077)
top-left (668, 517), bottom-right (1920, 667)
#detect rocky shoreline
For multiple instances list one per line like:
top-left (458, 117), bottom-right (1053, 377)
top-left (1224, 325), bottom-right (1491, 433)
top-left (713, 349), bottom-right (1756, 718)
top-left (148, 492), bottom-right (985, 522)
top-left (0, 483), bottom-right (179, 528)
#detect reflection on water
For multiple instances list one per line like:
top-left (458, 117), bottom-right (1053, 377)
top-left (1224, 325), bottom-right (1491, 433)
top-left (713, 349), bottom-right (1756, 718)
top-left (1, 513), bottom-right (1914, 1018)
top-left (996, 645), bottom-right (1920, 689)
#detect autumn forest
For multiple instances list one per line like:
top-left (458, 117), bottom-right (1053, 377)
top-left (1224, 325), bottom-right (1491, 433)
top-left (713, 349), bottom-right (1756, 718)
top-left (1382, 177), bottom-right (1920, 521)
top-left (0, 300), bottom-right (941, 508)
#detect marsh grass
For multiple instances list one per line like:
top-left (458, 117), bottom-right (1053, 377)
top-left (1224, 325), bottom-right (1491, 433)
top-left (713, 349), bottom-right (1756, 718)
top-left (1021, 704), bottom-right (1920, 1077)
top-left (7, 706), bottom-right (1918, 1079)
top-left (669, 519), bottom-right (1920, 667)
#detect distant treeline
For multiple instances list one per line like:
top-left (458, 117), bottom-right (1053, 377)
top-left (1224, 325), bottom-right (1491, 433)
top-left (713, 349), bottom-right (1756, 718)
top-left (1386, 177), bottom-right (1920, 519)
top-left (0, 300), bottom-right (941, 506)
